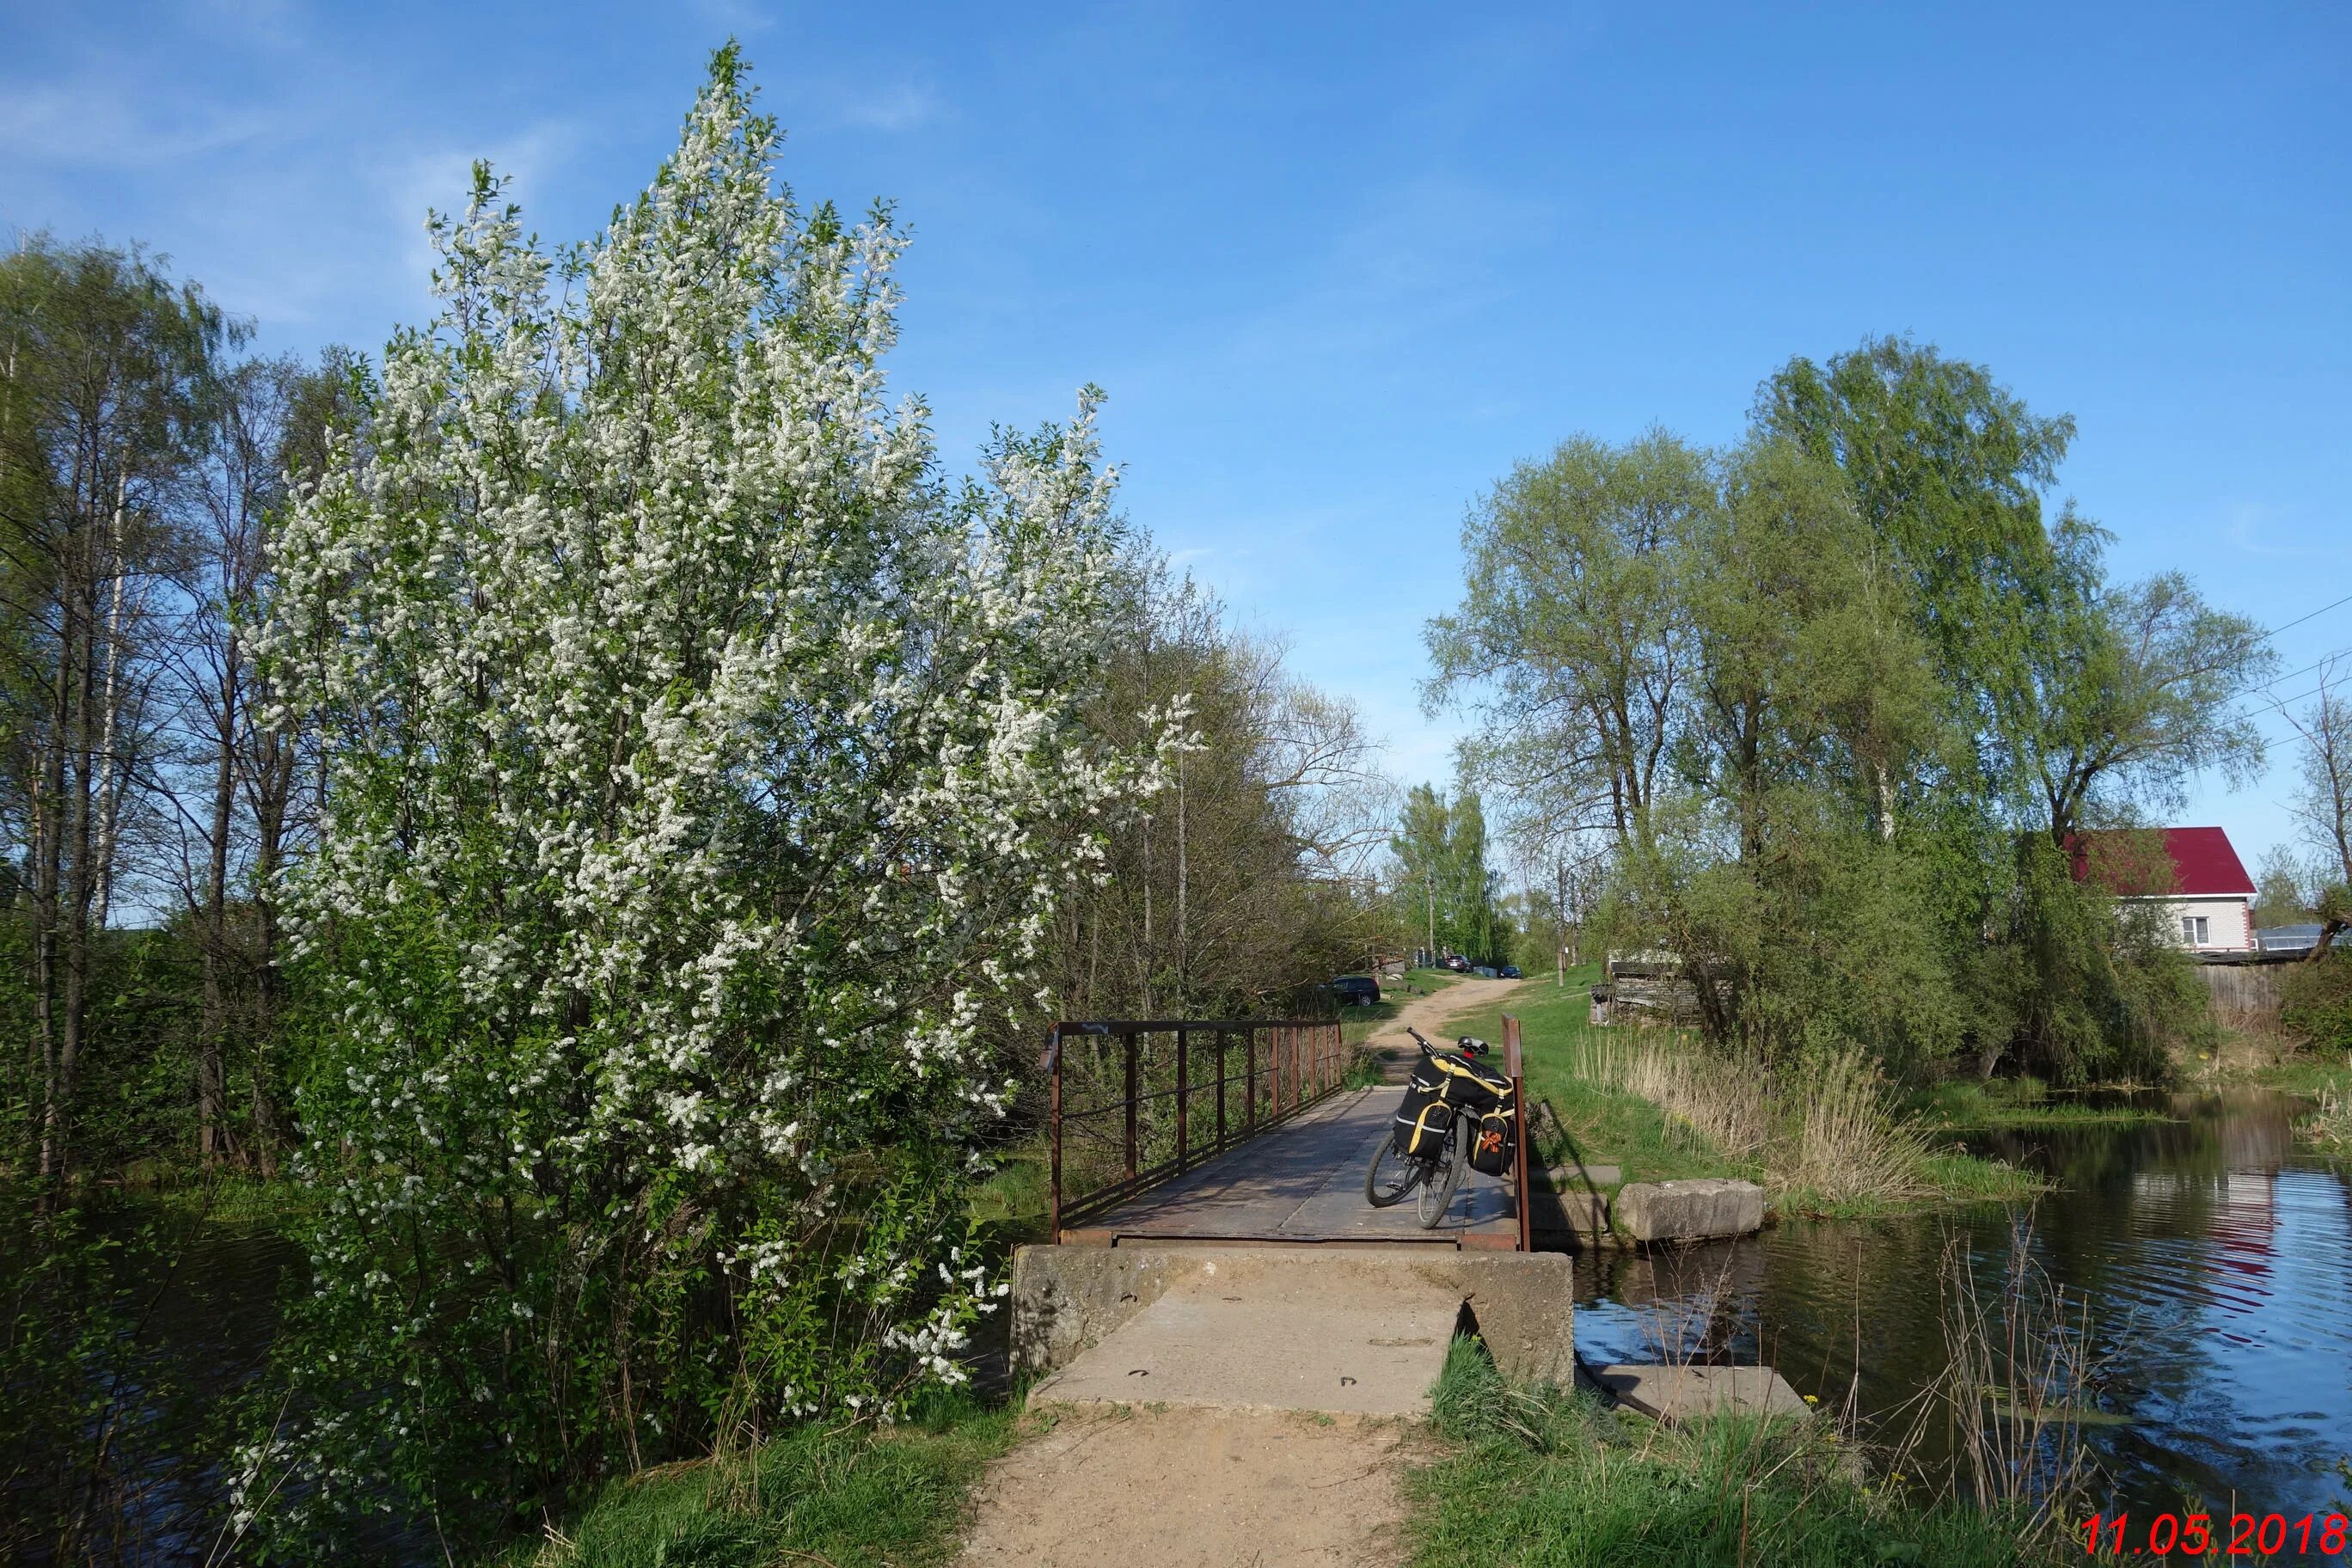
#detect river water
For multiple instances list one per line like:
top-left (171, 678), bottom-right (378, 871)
top-left (1571, 1088), bottom-right (2352, 1523)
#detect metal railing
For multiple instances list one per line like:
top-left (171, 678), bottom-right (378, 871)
top-left (1044, 1018), bottom-right (1348, 1239)
top-left (1502, 1013), bottom-right (1533, 1253)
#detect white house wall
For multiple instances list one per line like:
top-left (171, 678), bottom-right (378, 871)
top-left (2121, 895), bottom-right (2254, 953)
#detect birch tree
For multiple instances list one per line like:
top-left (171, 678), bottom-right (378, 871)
top-left (0, 236), bottom-right (225, 1181)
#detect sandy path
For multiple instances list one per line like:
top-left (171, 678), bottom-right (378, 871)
top-left (1363, 975), bottom-right (1527, 1058)
top-left (954, 1406), bottom-right (1418, 1568)
top-left (950, 977), bottom-right (1520, 1565)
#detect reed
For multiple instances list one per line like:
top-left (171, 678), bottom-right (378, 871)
top-left (2297, 1084), bottom-right (2352, 1153)
top-left (1898, 1220), bottom-right (2104, 1535)
top-left (1562, 1034), bottom-right (1948, 1210)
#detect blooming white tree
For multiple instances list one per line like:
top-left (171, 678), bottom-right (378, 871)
top-left (252, 47), bottom-right (1152, 1540)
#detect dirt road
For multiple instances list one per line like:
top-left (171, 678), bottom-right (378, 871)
top-left (1362, 975), bottom-right (1526, 1074)
top-left (953, 977), bottom-right (1523, 1566)
top-left (955, 1406), bottom-right (1420, 1568)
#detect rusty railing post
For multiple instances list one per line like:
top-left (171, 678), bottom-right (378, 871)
top-left (1216, 1029), bottom-right (1228, 1149)
top-left (1046, 1026), bottom-right (1063, 1243)
top-left (1123, 1030), bottom-right (1139, 1189)
top-left (1504, 1014), bottom-right (1531, 1253)
top-left (1176, 1025), bottom-right (1190, 1173)
top-left (1246, 1026), bottom-right (1258, 1130)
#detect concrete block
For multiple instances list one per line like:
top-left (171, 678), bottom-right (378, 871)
top-left (1010, 1243), bottom-right (1576, 1387)
top-left (1009, 1243), bottom-right (1185, 1376)
top-left (1593, 1364), bottom-right (1810, 1422)
top-left (1029, 1278), bottom-right (1460, 1418)
top-left (1614, 1179), bottom-right (1764, 1243)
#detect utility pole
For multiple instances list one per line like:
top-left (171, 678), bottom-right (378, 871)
top-left (1556, 857), bottom-right (1571, 985)
top-left (1425, 865), bottom-right (1436, 968)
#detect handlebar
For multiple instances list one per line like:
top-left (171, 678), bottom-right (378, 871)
top-left (1406, 1026), bottom-right (1488, 1058)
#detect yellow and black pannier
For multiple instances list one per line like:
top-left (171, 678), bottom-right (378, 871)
top-left (1393, 1050), bottom-right (1514, 1159)
top-left (1466, 1105), bottom-right (1516, 1175)
top-left (1392, 1079), bottom-right (1455, 1157)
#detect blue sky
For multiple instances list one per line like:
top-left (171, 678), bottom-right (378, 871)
top-left (5, 2), bottom-right (2347, 885)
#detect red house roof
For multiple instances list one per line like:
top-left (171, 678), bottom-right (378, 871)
top-left (2068, 826), bottom-right (2256, 898)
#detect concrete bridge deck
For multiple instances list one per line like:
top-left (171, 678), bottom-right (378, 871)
top-left (1060, 1085), bottom-right (1522, 1249)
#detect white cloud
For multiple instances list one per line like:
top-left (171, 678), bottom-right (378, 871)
top-left (834, 81), bottom-right (940, 132)
top-left (0, 75), bottom-right (276, 168)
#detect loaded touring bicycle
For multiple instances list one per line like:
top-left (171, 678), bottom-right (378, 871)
top-left (1363, 1026), bottom-right (1518, 1226)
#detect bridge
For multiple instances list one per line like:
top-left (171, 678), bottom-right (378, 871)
top-left (1008, 1009), bottom-right (1810, 1430)
top-left (1039, 1015), bottom-right (1533, 1250)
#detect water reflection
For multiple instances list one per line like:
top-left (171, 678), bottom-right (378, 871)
top-left (1571, 1090), bottom-right (2352, 1518)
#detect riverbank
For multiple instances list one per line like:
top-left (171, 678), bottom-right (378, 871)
top-left (1412, 1338), bottom-right (2070, 1568)
top-left (1446, 970), bottom-right (2045, 1223)
top-left (485, 1390), bottom-right (1019, 1568)
top-left (502, 1344), bottom-right (2072, 1568)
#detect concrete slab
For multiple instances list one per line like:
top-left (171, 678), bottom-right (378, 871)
top-left (1011, 1243), bottom-right (1577, 1387)
top-left (1615, 1179), bottom-right (1765, 1242)
top-left (1593, 1364), bottom-right (1811, 1422)
top-left (1028, 1274), bottom-right (1461, 1418)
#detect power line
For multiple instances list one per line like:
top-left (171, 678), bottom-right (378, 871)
top-left (2238, 677), bottom-right (2340, 726)
top-left (2261, 589), bottom-right (2352, 642)
top-left (2263, 643), bottom-right (2352, 695)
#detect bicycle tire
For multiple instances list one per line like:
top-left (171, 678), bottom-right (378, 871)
top-left (1418, 1126), bottom-right (1463, 1228)
top-left (1363, 1138), bottom-right (1424, 1207)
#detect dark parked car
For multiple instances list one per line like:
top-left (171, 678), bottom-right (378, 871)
top-left (1330, 975), bottom-right (1381, 1006)
top-left (1442, 954), bottom-right (1471, 972)
top-left (1498, 965), bottom-right (1522, 979)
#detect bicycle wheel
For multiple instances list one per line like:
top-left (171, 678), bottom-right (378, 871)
top-left (1364, 1138), bottom-right (1424, 1207)
top-left (1417, 1126), bottom-right (1464, 1228)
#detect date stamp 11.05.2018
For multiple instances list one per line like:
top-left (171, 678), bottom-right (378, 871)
top-left (2080, 1510), bottom-right (2350, 1558)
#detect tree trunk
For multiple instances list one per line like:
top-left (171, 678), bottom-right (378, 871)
top-left (198, 638), bottom-right (239, 1164)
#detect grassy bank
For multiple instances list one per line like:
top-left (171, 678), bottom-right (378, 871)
top-left (1412, 1339), bottom-right (2067, 1568)
top-left (490, 1392), bottom-right (1020, 1568)
top-left (1908, 1077), bottom-right (2175, 1131)
top-left (1451, 970), bottom-right (2044, 1220)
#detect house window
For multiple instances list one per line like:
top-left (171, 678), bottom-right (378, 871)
top-left (2181, 915), bottom-right (2209, 946)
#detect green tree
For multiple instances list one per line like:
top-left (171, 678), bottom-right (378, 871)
top-left (1044, 552), bottom-right (1390, 1019)
top-left (2017, 514), bottom-right (2274, 846)
top-left (1425, 430), bottom-right (1712, 848)
top-left (1388, 784), bottom-right (1505, 965)
top-left (0, 235), bottom-right (232, 1181)
top-left (1755, 334), bottom-right (2074, 734)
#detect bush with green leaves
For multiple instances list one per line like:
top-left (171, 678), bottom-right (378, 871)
top-left (239, 50), bottom-right (1156, 1552)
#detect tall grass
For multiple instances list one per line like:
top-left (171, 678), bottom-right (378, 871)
top-left (1563, 1034), bottom-right (1950, 1210)
top-left (1412, 1338), bottom-right (2072, 1567)
top-left (2297, 1084), bottom-right (2352, 1154)
top-left (1925, 1227), bottom-right (2105, 1534)
top-left (1563, 1031), bottom-right (1773, 1161)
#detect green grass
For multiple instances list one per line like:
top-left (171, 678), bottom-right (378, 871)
top-left (1445, 965), bottom-right (1743, 1190)
top-left (1412, 1339), bottom-right (2068, 1568)
top-left (1447, 966), bottom-right (2043, 1221)
top-left (968, 1146), bottom-right (1052, 1241)
top-left (489, 1391), bottom-right (1020, 1568)
top-left (2232, 1050), bottom-right (2352, 1098)
top-left (1907, 1077), bottom-right (2174, 1131)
